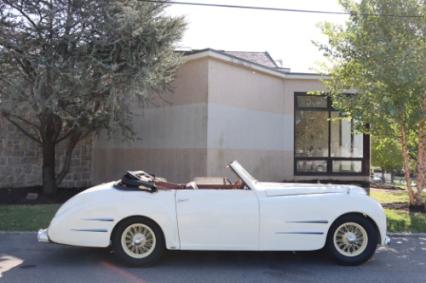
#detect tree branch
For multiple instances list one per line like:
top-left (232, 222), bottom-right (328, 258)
top-left (3, 0), bottom-right (43, 37)
top-left (5, 112), bottom-right (40, 131)
top-left (1, 113), bottom-right (42, 144)
top-left (55, 126), bottom-right (75, 144)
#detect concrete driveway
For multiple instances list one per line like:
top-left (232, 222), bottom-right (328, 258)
top-left (1, 233), bottom-right (425, 283)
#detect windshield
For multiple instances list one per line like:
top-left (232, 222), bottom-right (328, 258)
top-left (229, 161), bottom-right (257, 189)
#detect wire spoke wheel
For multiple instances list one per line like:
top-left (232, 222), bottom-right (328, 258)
top-left (121, 223), bottom-right (157, 259)
top-left (333, 222), bottom-right (368, 257)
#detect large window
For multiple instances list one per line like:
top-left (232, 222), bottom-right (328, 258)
top-left (294, 93), bottom-right (369, 175)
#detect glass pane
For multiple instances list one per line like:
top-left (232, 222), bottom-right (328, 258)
top-left (296, 160), bottom-right (328, 173)
top-left (330, 113), bottom-right (363, 158)
top-left (332, 160), bottom-right (362, 173)
top-left (295, 111), bottom-right (329, 157)
top-left (297, 96), bottom-right (327, 108)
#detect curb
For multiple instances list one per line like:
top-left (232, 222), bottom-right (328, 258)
top-left (388, 232), bottom-right (426, 237)
top-left (0, 231), bottom-right (35, 234)
top-left (1, 231), bottom-right (426, 237)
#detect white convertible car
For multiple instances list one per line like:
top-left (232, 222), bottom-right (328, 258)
top-left (38, 161), bottom-right (389, 266)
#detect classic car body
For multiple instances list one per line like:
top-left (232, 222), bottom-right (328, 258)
top-left (38, 161), bottom-right (389, 266)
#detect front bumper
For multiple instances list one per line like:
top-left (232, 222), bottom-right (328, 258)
top-left (384, 235), bottom-right (391, 245)
top-left (37, 228), bottom-right (50, 243)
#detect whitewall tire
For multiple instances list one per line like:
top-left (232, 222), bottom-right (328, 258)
top-left (327, 214), bottom-right (379, 265)
top-left (112, 217), bottom-right (165, 266)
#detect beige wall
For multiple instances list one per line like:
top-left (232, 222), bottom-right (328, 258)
top-left (208, 59), bottom-right (287, 114)
top-left (150, 57), bottom-right (209, 106)
top-left (92, 56), bottom-right (368, 184)
top-left (91, 58), bottom-right (210, 183)
top-left (91, 148), bottom-right (206, 183)
top-left (206, 58), bottom-right (292, 180)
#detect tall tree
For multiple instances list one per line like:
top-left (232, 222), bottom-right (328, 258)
top-left (371, 136), bottom-right (403, 182)
top-left (0, 0), bottom-right (185, 194)
top-left (318, 0), bottom-right (426, 208)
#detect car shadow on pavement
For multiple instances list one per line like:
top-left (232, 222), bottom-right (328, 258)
top-left (43, 246), bottom-right (334, 268)
top-left (161, 250), bottom-right (331, 267)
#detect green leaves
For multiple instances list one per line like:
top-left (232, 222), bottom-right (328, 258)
top-left (0, 0), bottom-right (185, 139)
top-left (0, 0), bottom-right (186, 189)
top-left (372, 136), bottom-right (404, 172)
top-left (320, 0), bottom-right (426, 137)
top-left (320, 0), bottom-right (426, 205)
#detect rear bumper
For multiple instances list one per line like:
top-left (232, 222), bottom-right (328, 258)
top-left (37, 229), bottom-right (50, 243)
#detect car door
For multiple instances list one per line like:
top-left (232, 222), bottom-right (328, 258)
top-left (175, 189), bottom-right (259, 250)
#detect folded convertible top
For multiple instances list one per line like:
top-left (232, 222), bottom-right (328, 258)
top-left (117, 171), bottom-right (157, 192)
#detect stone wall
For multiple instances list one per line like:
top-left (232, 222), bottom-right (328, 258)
top-left (0, 118), bottom-right (93, 188)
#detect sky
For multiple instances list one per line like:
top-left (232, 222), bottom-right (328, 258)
top-left (165, 0), bottom-right (349, 73)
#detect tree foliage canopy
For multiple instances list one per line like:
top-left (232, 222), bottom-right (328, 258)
top-left (318, 0), bottom-right (426, 206)
top-left (0, 0), bottom-right (185, 192)
top-left (372, 136), bottom-right (403, 173)
top-left (319, 0), bottom-right (425, 135)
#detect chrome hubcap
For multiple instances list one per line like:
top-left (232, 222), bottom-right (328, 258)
top-left (132, 233), bottom-right (146, 245)
top-left (346, 232), bottom-right (357, 243)
top-left (333, 222), bottom-right (368, 257)
top-left (121, 223), bottom-right (156, 259)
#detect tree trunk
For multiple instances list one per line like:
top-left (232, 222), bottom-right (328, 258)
top-left (400, 125), bottom-right (415, 205)
top-left (415, 118), bottom-right (426, 207)
top-left (56, 131), bottom-right (82, 185)
top-left (42, 140), bottom-right (57, 194)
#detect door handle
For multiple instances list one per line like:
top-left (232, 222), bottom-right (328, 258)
top-left (177, 198), bottom-right (189, 203)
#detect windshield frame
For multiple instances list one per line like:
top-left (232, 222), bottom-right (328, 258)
top-left (228, 161), bottom-right (257, 190)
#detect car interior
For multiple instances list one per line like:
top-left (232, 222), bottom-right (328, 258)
top-left (156, 177), bottom-right (246, 190)
top-left (117, 170), bottom-right (247, 192)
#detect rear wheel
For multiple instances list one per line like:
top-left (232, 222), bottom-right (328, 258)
top-left (112, 217), bottom-right (165, 266)
top-left (326, 214), bottom-right (378, 265)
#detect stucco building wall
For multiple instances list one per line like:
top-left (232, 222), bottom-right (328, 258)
top-left (91, 58), bottom-right (210, 183)
top-left (206, 58), bottom-right (292, 181)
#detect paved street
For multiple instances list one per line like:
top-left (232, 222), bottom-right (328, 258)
top-left (1, 233), bottom-right (425, 283)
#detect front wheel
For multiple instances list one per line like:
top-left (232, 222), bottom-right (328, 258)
top-left (326, 214), bottom-right (379, 265)
top-left (112, 217), bottom-right (165, 266)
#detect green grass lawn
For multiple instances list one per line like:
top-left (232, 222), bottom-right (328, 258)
top-left (370, 189), bottom-right (409, 204)
top-left (383, 209), bottom-right (426, 233)
top-left (0, 204), bottom-right (60, 231)
top-left (370, 189), bottom-right (426, 233)
top-left (370, 189), bottom-right (426, 204)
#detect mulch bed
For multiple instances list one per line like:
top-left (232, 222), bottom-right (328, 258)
top-left (370, 182), bottom-right (404, 190)
top-left (0, 186), bottom-right (85, 205)
top-left (370, 187), bottom-right (426, 213)
top-left (382, 202), bottom-right (409, 211)
top-left (381, 201), bottom-right (426, 213)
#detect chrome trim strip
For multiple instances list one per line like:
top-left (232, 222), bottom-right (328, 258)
top-left (71, 229), bottom-right (108, 233)
top-left (276, 231), bottom-right (324, 235)
top-left (268, 192), bottom-right (342, 197)
top-left (82, 218), bottom-right (114, 222)
top-left (286, 220), bottom-right (328, 224)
